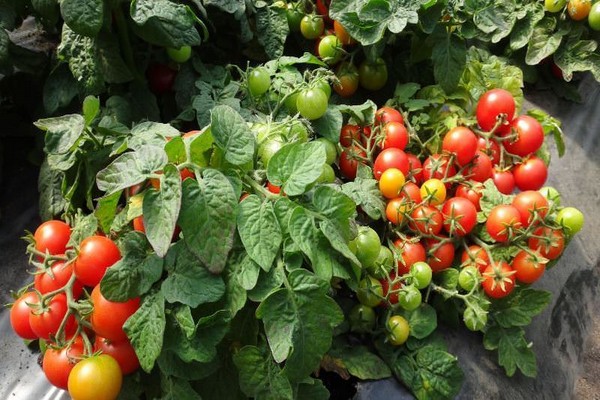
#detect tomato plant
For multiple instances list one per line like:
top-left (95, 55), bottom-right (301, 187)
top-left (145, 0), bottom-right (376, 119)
top-left (43, 339), bottom-right (85, 390)
top-left (29, 293), bottom-right (76, 340)
top-left (248, 67), bottom-right (271, 97)
top-left (166, 46), bottom-right (192, 63)
top-left (68, 355), bottom-right (122, 400)
top-left (486, 205), bottom-right (522, 242)
top-left (94, 337), bottom-right (140, 375)
top-left (386, 315), bottom-right (410, 346)
top-left (296, 88), bottom-right (328, 120)
top-left (300, 15), bottom-right (325, 39)
top-left (442, 127), bottom-right (478, 166)
top-left (512, 250), bottom-right (546, 284)
top-left (10, 292), bottom-right (39, 340)
top-left (476, 88), bottom-right (515, 134)
top-left (482, 262), bottom-right (516, 299)
top-left (379, 168), bottom-right (406, 199)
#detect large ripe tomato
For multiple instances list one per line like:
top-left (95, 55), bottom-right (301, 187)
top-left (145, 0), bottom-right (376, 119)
top-left (482, 262), bottom-right (516, 299)
top-left (486, 205), bottom-right (522, 242)
top-left (375, 106), bottom-right (403, 126)
top-left (68, 354), bottom-right (122, 400)
top-left (513, 156), bottom-right (548, 191)
top-left (29, 293), bottom-right (76, 340)
top-left (461, 245), bottom-right (490, 273)
top-left (465, 151), bottom-right (493, 183)
top-left (492, 168), bottom-right (515, 195)
top-left (43, 339), bottom-right (85, 389)
top-left (528, 226), bottom-right (565, 260)
top-left (339, 146), bottom-right (366, 180)
top-left (409, 205), bottom-right (443, 235)
top-left (512, 250), bottom-right (546, 284)
top-left (381, 122), bottom-right (409, 150)
top-left (422, 154), bottom-right (456, 182)
top-left (34, 220), bottom-right (71, 256)
top-left (340, 124), bottom-right (361, 147)
top-left (74, 236), bottom-right (121, 287)
top-left (425, 237), bottom-right (455, 273)
top-left (94, 336), bottom-right (140, 375)
top-left (442, 197), bottom-right (478, 236)
top-left (476, 88), bottom-right (515, 134)
top-left (503, 115), bottom-right (544, 157)
top-left (455, 182), bottom-right (483, 211)
top-left (91, 285), bottom-right (140, 342)
top-left (10, 291), bottom-right (38, 340)
top-left (373, 148), bottom-right (409, 179)
top-left (333, 62), bottom-right (359, 98)
top-left (512, 190), bottom-right (549, 227)
top-left (35, 260), bottom-right (84, 298)
top-left (442, 126), bottom-right (478, 166)
top-left (393, 239), bottom-right (426, 275)
top-left (358, 58), bottom-right (388, 91)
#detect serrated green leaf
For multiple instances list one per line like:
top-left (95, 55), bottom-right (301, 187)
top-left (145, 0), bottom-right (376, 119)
top-left (35, 114), bottom-right (85, 155)
top-left (483, 326), bottom-right (537, 377)
top-left (43, 64), bottom-right (79, 115)
top-left (82, 96), bottom-right (100, 125)
top-left (203, 0), bottom-right (245, 14)
top-left (525, 16), bottom-right (564, 65)
top-left (60, 0), bottom-right (103, 37)
top-left (398, 303), bottom-right (437, 339)
top-left (95, 191), bottom-right (121, 234)
top-left (510, 3), bottom-right (545, 51)
top-left (179, 169), bottom-right (237, 273)
top-left (161, 242), bottom-right (225, 307)
top-left (143, 164), bottom-right (182, 257)
top-left (124, 289), bottom-right (166, 373)
top-left (479, 179), bottom-right (514, 217)
top-left (66, 212), bottom-right (98, 248)
top-left (319, 220), bottom-right (360, 275)
top-left (233, 346), bottom-right (293, 400)
top-left (255, 5), bottom-right (289, 59)
top-left (432, 31), bottom-right (466, 93)
top-left (237, 195), bottom-right (282, 271)
top-left (57, 25), bottom-right (104, 95)
top-left (554, 38), bottom-right (599, 83)
top-left (296, 377), bottom-right (330, 400)
top-left (173, 304), bottom-right (195, 339)
top-left (96, 33), bottom-right (133, 83)
top-left (210, 105), bottom-right (255, 166)
top-left (311, 106), bottom-right (343, 143)
top-left (38, 160), bottom-right (67, 221)
top-left (267, 142), bottom-right (326, 196)
top-left (312, 186), bottom-right (356, 222)
top-left (412, 347), bottom-right (464, 399)
top-left (473, 1), bottom-right (517, 43)
top-left (341, 176), bottom-right (385, 220)
top-left (160, 375), bottom-right (202, 400)
top-left (256, 269), bottom-right (343, 382)
top-left (165, 136), bottom-right (187, 165)
top-left (248, 264), bottom-right (285, 303)
top-left (329, 344), bottom-right (392, 380)
top-left (128, 121), bottom-right (180, 150)
top-left (492, 288), bottom-right (551, 328)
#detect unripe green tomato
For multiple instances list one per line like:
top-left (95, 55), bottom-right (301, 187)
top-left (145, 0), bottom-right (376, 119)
top-left (286, 3), bottom-right (304, 32)
top-left (545, 0), bottom-right (567, 13)
top-left (167, 45), bottom-right (192, 63)
top-left (285, 92), bottom-right (300, 114)
top-left (285, 120), bottom-right (309, 143)
top-left (300, 15), bottom-right (324, 40)
top-left (348, 304), bottom-right (376, 333)
top-left (386, 315), bottom-right (410, 346)
top-left (398, 285), bottom-right (422, 311)
top-left (350, 226), bottom-right (381, 268)
top-left (410, 262), bottom-right (432, 289)
top-left (316, 78), bottom-right (332, 99)
top-left (258, 138), bottom-right (284, 167)
top-left (316, 164), bottom-right (336, 184)
top-left (539, 186), bottom-right (561, 206)
top-left (318, 35), bottom-right (343, 65)
top-left (464, 309), bottom-right (487, 331)
top-left (248, 67), bottom-right (271, 97)
top-left (356, 276), bottom-right (383, 307)
top-left (458, 266), bottom-right (480, 292)
top-left (315, 138), bottom-right (337, 164)
top-left (366, 246), bottom-right (394, 279)
top-left (589, 3), bottom-right (600, 31)
top-left (556, 207), bottom-right (584, 236)
top-left (296, 88), bottom-right (328, 120)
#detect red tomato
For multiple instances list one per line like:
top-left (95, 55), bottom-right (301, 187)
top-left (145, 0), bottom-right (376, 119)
top-left (512, 250), bottom-right (546, 284)
top-left (512, 190), bottom-right (549, 227)
top-left (380, 271), bottom-right (403, 305)
top-left (29, 293), bottom-right (76, 340)
top-left (333, 20), bottom-right (356, 46)
top-left (94, 336), bottom-right (140, 375)
top-left (442, 197), bottom-right (478, 236)
top-left (477, 137), bottom-right (501, 165)
top-left (316, 0), bottom-right (332, 24)
top-left (381, 122), bottom-right (409, 150)
top-left (465, 151), bottom-right (493, 183)
top-left (267, 182), bottom-right (281, 194)
top-left (406, 153), bottom-right (423, 184)
top-left (422, 154), bottom-right (456, 182)
top-left (492, 168), bottom-right (515, 195)
top-left (340, 124), bottom-right (361, 147)
top-left (393, 239), bottom-right (426, 275)
top-left (375, 107), bottom-right (403, 126)
top-left (455, 182), bottom-right (483, 211)
top-left (90, 285), bottom-right (140, 342)
top-left (409, 205), bottom-right (443, 235)
top-left (528, 227), bottom-right (565, 260)
top-left (476, 88), bottom-right (515, 134)
top-left (503, 115), bottom-right (544, 157)
top-left (373, 148), bottom-right (409, 180)
top-left (425, 237), bottom-right (455, 273)
top-left (34, 260), bottom-right (84, 299)
top-left (461, 245), bottom-right (490, 273)
top-left (442, 126), bottom-right (478, 166)
top-left (43, 339), bottom-right (85, 389)
top-left (34, 220), bottom-right (71, 256)
top-left (339, 146), bottom-right (366, 180)
top-left (74, 236), bottom-right (121, 287)
top-left (482, 262), bottom-right (516, 298)
top-left (486, 205), bottom-right (522, 242)
top-left (10, 292), bottom-right (39, 340)
top-left (133, 216), bottom-right (145, 233)
top-left (513, 157), bottom-right (548, 191)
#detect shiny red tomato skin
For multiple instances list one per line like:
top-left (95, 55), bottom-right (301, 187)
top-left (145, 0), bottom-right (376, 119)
top-left (513, 157), bottom-right (548, 191)
top-left (373, 148), bottom-right (409, 180)
top-left (476, 88), bottom-right (515, 134)
top-left (90, 285), bottom-right (140, 342)
top-left (492, 168), bottom-right (515, 195)
top-left (442, 126), bottom-right (478, 166)
top-left (74, 236), bottom-right (121, 287)
top-left (503, 115), bottom-right (544, 157)
top-left (34, 220), bottom-right (71, 256)
top-left (10, 292), bottom-right (39, 340)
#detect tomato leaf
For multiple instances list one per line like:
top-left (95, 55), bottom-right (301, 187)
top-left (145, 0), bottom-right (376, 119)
top-left (96, 145), bottom-right (168, 195)
top-left (233, 345), bottom-right (293, 400)
top-left (267, 141), bottom-right (326, 196)
top-left (35, 114), bottom-right (85, 155)
top-left (525, 16), bottom-right (565, 65)
top-left (433, 269), bottom-right (458, 299)
top-left (479, 179), bottom-right (514, 218)
top-left (296, 378), bottom-right (330, 399)
top-left (124, 288), bottom-right (166, 373)
top-left (96, 33), bottom-right (133, 84)
top-left (491, 288), bottom-right (552, 328)
top-left (328, 341), bottom-right (392, 380)
top-left (319, 220), bottom-right (361, 278)
top-left (179, 169), bottom-right (237, 274)
top-left (255, 4), bottom-right (289, 59)
top-left (553, 37), bottom-right (600, 83)
top-left (67, 212), bottom-right (98, 248)
top-left (527, 108), bottom-right (565, 157)
top-left (509, 3), bottom-right (545, 51)
top-left (483, 325), bottom-right (537, 377)
top-left (165, 137), bottom-right (186, 165)
top-left (312, 186), bottom-right (357, 222)
top-left (255, 268), bottom-right (344, 382)
top-left (130, 0), bottom-right (201, 48)
top-left (161, 242), bottom-right (226, 307)
top-left (431, 29), bottom-right (466, 94)
top-left (398, 303), bottom-right (437, 339)
top-left (128, 121), bottom-right (180, 150)
top-left (237, 195), bottom-right (282, 272)
top-left (38, 160), bottom-right (67, 221)
top-left (160, 375), bottom-right (202, 400)
top-left (57, 25), bottom-right (104, 94)
top-left (248, 264), bottom-right (285, 303)
top-left (210, 105), bottom-right (255, 166)
top-left (312, 106), bottom-right (343, 143)
top-left (472, 2), bottom-right (517, 44)
top-left (173, 304), bottom-right (195, 339)
top-left (43, 64), bottom-right (79, 115)
top-left (60, 0), bottom-right (103, 37)
top-left (100, 232), bottom-right (164, 301)
top-left (341, 175), bottom-right (385, 220)
top-left (203, 0), bottom-right (245, 14)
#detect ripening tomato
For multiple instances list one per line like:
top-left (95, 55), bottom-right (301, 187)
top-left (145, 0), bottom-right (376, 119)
top-left (394, 239), bottom-right (426, 275)
top-left (513, 156), bottom-right (548, 191)
top-left (333, 62), bottom-right (359, 97)
top-left (386, 315), bottom-right (410, 346)
top-left (409, 205), bottom-right (443, 235)
top-left (492, 168), bottom-right (515, 195)
top-left (503, 115), bottom-right (544, 157)
top-left (375, 107), bottom-right (403, 126)
top-left (68, 354), bottom-right (122, 400)
top-left (74, 236), bottom-right (121, 287)
top-left (29, 293), bottom-right (76, 340)
top-left (464, 151), bottom-right (493, 183)
top-left (266, 182), bottom-right (281, 194)
top-left (43, 339), bottom-right (85, 390)
top-left (373, 148), bottom-right (409, 180)
top-left (358, 58), bottom-right (388, 91)
top-left (512, 250), bottom-right (546, 284)
top-left (482, 262), bottom-right (516, 298)
top-left (381, 122), bottom-right (409, 150)
top-left (455, 182), bottom-right (483, 211)
top-left (461, 245), bottom-right (490, 273)
top-left (94, 336), bottom-right (140, 375)
top-left (10, 292), bottom-right (38, 340)
top-left (442, 197), bottom-right (478, 236)
top-left (420, 179), bottom-right (446, 206)
top-left (528, 227), bottom-right (565, 260)
top-left (333, 20), bottom-right (356, 45)
top-left (386, 197), bottom-right (411, 225)
top-left (340, 124), bottom-right (361, 147)
top-left (442, 126), bottom-right (478, 166)
top-left (422, 154), bottom-right (456, 182)
top-left (379, 168), bottom-right (406, 199)
top-left (34, 220), bottom-right (71, 256)
top-left (300, 15), bottom-right (325, 39)
top-left (425, 237), bottom-right (455, 273)
top-left (133, 216), bottom-right (145, 233)
top-left (568, 0), bottom-right (592, 21)
top-left (476, 88), bottom-right (515, 134)
top-left (512, 190), bottom-right (549, 227)
top-left (90, 285), bottom-right (140, 342)
top-left (486, 205), bottom-right (522, 242)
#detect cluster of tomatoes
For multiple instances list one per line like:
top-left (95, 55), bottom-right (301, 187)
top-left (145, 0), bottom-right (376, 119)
top-left (9, 220), bottom-right (139, 400)
top-left (335, 92), bottom-right (584, 344)
top-left (546, 0), bottom-right (600, 29)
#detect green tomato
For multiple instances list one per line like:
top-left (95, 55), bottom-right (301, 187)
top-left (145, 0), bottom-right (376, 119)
top-left (284, 120), bottom-right (309, 143)
top-left (366, 246), bottom-right (394, 279)
top-left (539, 186), bottom-right (561, 206)
top-left (350, 226), bottom-right (381, 268)
top-left (315, 138), bottom-right (337, 164)
top-left (386, 315), bottom-right (410, 346)
top-left (258, 138), bottom-right (284, 167)
top-left (248, 67), bottom-right (271, 97)
top-left (300, 15), bottom-right (324, 40)
top-left (285, 91), bottom-right (300, 114)
top-left (318, 35), bottom-right (343, 65)
top-left (316, 163), bottom-right (336, 184)
top-left (556, 207), bottom-right (584, 236)
top-left (315, 78), bottom-right (332, 99)
top-left (167, 46), bottom-right (192, 63)
top-left (286, 3), bottom-right (304, 32)
top-left (410, 261), bottom-right (432, 289)
top-left (545, 0), bottom-right (567, 12)
top-left (589, 2), bottom-right (600, 30)
top-left (356, 276), bottom-right (383, 307)
top-left (348, 304), bottom-right (376, 333)
top-left (358, 58), bottom-right (388, 91)
top-left (398, 285), bottom-right (422, 311)
top-left (464, 307), bottom-right (487, 332)
top-left (458, 266), bottom-right (480, 292)
top-left (296, 88), bottom-right (328, 120)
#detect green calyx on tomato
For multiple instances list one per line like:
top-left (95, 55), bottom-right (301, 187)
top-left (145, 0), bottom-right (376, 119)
top-left (318, 35), bottom-right (343, 65)
top-left (300, 15), bottom-right (324, 40)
